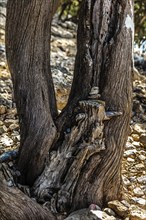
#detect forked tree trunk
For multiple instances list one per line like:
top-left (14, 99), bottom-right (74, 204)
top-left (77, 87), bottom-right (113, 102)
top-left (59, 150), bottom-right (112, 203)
top-left (5, 0), bottom-right (133, 216)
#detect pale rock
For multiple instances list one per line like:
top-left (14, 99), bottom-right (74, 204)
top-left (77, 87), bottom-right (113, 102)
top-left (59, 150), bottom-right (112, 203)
top-left (138, 155), bottom-right (146, 161)
top-left (108, 200), bottom-right (129, 218)
top-left (121, 200), bottom-right (131, 208)
top-left (0, 61), bottom-right (6, 68)
top-left (0, 120), bottom-right (4, 126)
top-left (91, 210), bottom-right (116, 220)
top-left (133, 141), bottom-right (140, 147)
top-left (129, 205), bottom-right (146, 220)
top-left (135, 163), bottom-right (145, 170)
top-left (64, 209), bottom-right (117, 220)
top-left (4, 119), bottom-right (17, 127)
top-left (9, 123), bottom-right (19, 131)
top-left (123, 176), bottom-right (131, 186)
top-left (127, 158), bottom-right (135, 162)
top-left (131, 197), bottom-right (146, 208)
top-left (124, 149), bottom-right (137, 157)
top-left (133, 187), bottom-right (144, 196)
top-left (103, 208), bottom-right (116, 216)
top-left (133, 124), bottom-right (145, 135)
top-left (125, 142), bottom-right (136, 150)
top-left (137, 176), bottom-right (146, 184)
top-left (0, 135), bottom-right (13, 147)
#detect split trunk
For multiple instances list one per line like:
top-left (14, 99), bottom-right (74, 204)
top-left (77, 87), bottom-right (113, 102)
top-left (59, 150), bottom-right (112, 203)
top-left (4, 0), bottom-right (133, 217)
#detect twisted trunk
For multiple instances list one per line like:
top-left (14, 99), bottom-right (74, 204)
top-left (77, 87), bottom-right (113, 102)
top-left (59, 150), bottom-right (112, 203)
top-left (5, 0), bottom-right (133, 217)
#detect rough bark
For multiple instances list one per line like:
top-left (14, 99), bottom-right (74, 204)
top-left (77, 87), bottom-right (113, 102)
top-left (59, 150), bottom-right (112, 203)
top-left (34, 0), bottom-right (133, 213)
top-left (6, 0), bottom-right (57, 185)
top-left (0, 182), bottom-right (56, 220)
top-left (5, 0), bottom-right (133, 217)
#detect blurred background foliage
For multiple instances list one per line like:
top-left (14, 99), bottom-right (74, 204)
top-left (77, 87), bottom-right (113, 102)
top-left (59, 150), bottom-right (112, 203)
top-left (58, 0), bottom-right (146, 44)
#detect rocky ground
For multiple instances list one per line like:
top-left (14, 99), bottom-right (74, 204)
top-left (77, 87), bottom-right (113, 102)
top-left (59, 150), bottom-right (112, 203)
top-left (0, 8), bottom-right (146, 220)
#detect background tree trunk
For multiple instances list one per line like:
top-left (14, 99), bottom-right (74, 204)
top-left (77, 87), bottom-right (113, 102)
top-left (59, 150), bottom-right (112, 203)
top-left (5, 0), bottom-right (133, 216)
top-left (6, 0), bottom-right (58, 185)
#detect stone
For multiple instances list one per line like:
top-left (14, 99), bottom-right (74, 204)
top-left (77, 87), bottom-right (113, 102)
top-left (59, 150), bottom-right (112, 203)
top-left (135, 163), bottom-right (145, 170)
top-left (121, 200), bottom-right (130, 208)
top-left (131, 134), bottom-right (140, 141)
top-left (137, 176), bottom-right (146, 184)
top-left (139, 134), bottom-right (146, 146)
top-left (133, 124), bottom-right (145, 135)
top-left (103, 208), bottom-right (116, 216)
top-left (131, 197), bottom-right (146, 208)
top-left (129, 205), bottom-right (146, 220)
top-left (133, 141), bottom-right (140, 147)
top-left (90, 210), bottom-right (116, 220)
top-left (0, 105), bottom-right (7, 114)
top-left (138, 155), bottom-right (146, 161)
top-left (64, 209), bottom-right (117, 220)
top-left (127, 158), bottom-right (135, 162)
top-left (0, 125), bottom-right (8, 134)
top-left (9, 123), bottom-right (19, 131)
top-left (124, 149), bottom-right (137, 157)
top-left (125, 142), bottom-right (136, 150)
top-left (122, 176), bottom-right (131, 186)
top-left (133, 187), bottom-right (144, 196)
top-left (108, 200), bottom-right (129, 218)
top-left (0, 120), bottom-right (4, 126)
top-left (4, 119), bottom-right (17, 127)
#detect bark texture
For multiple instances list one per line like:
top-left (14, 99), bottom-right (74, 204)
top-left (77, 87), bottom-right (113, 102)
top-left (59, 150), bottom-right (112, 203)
top-left (6, 0), bottom-right (57, 185)
top-left (5, 0), bottom-right (133, 216)
top-left (34, 0), bottom-right (133, 213)
top-left (0, 182), bottom-right (56, 220)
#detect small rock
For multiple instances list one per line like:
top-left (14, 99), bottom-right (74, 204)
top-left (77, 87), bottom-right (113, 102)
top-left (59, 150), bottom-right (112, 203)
top-left (127, 158), bottom-right (135, 163)
top-left (4, 119), bottom-right (17, 127)
top-left (0, 61), bottom-right (6, 68)
top-left (90, 210), bottom-right (116, 220)
top-left (137, 176), bottom-right (146, 184)
top-left (125, 142), bottom-right (136, 150)
top-left (135, 163), bottom-right (145, 170)
top-left (0, 105), bottom-right (7, 114)
top-left (123, 176), bottom-right (131, 186)
top-left (131, 134), bottom-right (140, 141)
top-left (133, 141), bottom-right (140, 147)
top-left (139, 134), bottom-right (146, 146)
top-left (0, 120), bottom-right (4, 126)
top-left (129, 205), bottom-right (146, 220)
top-left (108, 200), bottom-right (129, 218)
top-left (124, 149), bottom-right (137, 157)
top-left (103, 208), bottom-right (116, 216)
top-left (0, 125), bottom-right (8, 134)
top-left (133, 124), bottom-right (145, 135)
top-left (133, 187), bottom-right (144, 196)
top-left (131, 197), bottom-right (146, 208)
top-left (9, 123), bottom-right (19, 131)
top-left (121, 200), bottom-right (130, 208)
top-left (138, 154), bottom-right (146, 161)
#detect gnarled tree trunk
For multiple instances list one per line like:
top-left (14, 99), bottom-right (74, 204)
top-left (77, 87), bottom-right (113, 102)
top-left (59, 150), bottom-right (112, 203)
top-left (5, 0), bottom-right (133, 217)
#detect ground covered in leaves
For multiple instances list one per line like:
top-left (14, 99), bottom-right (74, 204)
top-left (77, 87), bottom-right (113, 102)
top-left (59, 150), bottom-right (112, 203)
top-left (0, 14), bottom-right (146, 220)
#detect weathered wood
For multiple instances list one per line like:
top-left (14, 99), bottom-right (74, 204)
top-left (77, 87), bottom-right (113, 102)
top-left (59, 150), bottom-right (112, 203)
top-left (5, 0), bottom-right (133, 216)
top-left (33, 0), bottom-right (133, 213)
top-left (0, 182), bottom-right (56, 220)
top-left (6, 0), bottom-right (57, 185)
